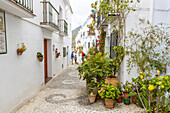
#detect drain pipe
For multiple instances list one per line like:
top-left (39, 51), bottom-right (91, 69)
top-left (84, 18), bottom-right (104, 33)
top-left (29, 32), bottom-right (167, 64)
top-left (150, 0), bottom-right (155, 25)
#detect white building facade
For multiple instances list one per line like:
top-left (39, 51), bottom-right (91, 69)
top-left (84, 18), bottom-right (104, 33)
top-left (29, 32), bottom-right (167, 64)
top-left (0, 0), bottom-right (73, 113)
top-left (75, 18), bottom-right (99, 55)
top-left (97, 0), bottom-right (170, 83)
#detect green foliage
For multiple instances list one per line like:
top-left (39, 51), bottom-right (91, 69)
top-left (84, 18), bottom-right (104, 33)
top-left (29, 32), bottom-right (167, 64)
top-left (37, 52), bottom-right (43, 57)
top-left (103, 46), bottom-right (124, 77)
top-left (98, 83), bottom-right (120, 100)
top-left (17, 43), bottom-right (27, 52)
top-left (126, 23), bottom-right (170, 75)
top-left (87, 89), bottom-right (91, 95)
top-left (87, 79), bottom-right (98, 88)
top-left (93, 87), bottom-right (98, 95)
top-left (132, 71), bottom-right (170, 112)
top-left (116, 82), bottom-right (123, 93)
top-left (92, 0), bottom-right (140, 39)
top-left (77, 52), bottom-right (107, 83)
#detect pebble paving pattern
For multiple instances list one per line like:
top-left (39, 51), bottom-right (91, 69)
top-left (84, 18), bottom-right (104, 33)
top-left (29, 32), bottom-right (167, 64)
top-left (16, 65), bottom-right (144, 113)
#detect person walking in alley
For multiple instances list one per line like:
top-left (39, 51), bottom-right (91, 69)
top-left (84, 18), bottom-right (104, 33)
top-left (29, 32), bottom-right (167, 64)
top-left (71, 51), bottom-right (74, 65)
top-left (82, 52), bottom-right (85, 63)
top-left (75, 55), bottom-right (78, 64)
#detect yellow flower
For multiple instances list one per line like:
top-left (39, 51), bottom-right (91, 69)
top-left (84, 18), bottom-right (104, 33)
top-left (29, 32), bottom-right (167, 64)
top-left (157, 70), bottom-right (160, 75)
top-left (140, 75), bottom-right (144, 79)
top-left (140, 71), bottom-right (142, 74)
top-left (148, 85), bottom-right (154, 91)
top-left (126, 88), bottom-right (128, 92)
top-left (129, 85), bottom-right (132, 87)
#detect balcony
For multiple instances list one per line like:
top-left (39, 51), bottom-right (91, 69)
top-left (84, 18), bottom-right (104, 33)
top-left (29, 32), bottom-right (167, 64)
top-left (40, 1), bottom-right (59, 31)
top-left (0, 0), bottom-right (35, 18)
top-left (59, 19), bottom-right (68, 36)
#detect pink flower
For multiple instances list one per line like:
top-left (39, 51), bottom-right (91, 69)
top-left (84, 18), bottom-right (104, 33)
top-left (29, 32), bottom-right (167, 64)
top-left (56, 48), bottom-right (58, 50)
top-left (96, 40), bottom-right (99, 42)
top-left (96, 43), bottom-right (99, 46)
top-left (103, 85), bottom-right (107, 87)
top-left (100, 88), bottom-right (104, 92)
top-left (98, 36), bottom-right (100, 38)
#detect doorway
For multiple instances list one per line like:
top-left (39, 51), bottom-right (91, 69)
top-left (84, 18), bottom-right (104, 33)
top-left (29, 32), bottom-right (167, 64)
top-left (44, 39), bottom-right (52, 84)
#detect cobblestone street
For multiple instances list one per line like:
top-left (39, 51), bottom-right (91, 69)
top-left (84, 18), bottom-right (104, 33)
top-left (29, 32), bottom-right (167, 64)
top-left (15, 65), bottom-right (144, 113)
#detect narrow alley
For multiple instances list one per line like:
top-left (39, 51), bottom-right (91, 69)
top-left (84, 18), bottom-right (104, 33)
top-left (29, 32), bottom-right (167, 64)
top-left (14, 65), bottom-right (143, 113)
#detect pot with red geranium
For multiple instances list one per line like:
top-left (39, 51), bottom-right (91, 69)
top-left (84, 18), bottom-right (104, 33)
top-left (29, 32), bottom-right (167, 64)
top-left (116, 82), bottom-right (123, 103)
top-left (55, 48), bottom-right (60, 58)
top-left (122, 81), bottom-right (133, 105)
top-left (87, 87), bottom-right (98, 104)
top-left (98, 83), bottom-right (120, 108)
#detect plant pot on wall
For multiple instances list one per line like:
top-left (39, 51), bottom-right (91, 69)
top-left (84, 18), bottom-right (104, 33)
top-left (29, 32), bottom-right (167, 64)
top-left (56, 54), bottom-right (59, 58)
top-left (105, 77), bottom-right (119, 87)
top-left (38, 57), bottom-right (43, 62)
top-left (17, 49), bottom-right (23, 55)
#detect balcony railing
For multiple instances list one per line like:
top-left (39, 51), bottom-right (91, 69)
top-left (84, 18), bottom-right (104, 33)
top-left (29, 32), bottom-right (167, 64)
top-left (60, 19), bottom-right (68, 35)
top-left (9, 0), bottom-right (33, 13)
top-left (40, 1), bottom-right (59, 30)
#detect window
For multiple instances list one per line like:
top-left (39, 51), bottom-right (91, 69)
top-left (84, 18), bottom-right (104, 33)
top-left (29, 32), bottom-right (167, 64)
top-left (88, 42), bottom-right (90, 49)
top-left (63, 47), bottom-right (66, 57)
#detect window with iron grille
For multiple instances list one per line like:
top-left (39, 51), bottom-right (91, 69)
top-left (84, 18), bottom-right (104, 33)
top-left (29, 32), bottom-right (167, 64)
top-left (63, 47), bottom-right (66, 57)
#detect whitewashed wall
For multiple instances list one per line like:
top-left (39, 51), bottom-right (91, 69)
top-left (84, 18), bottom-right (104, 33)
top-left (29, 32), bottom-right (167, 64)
top-left (0, 0), bottom-right (72, 112)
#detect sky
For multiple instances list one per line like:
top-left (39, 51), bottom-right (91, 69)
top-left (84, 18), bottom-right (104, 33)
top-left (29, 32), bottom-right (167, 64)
top-left (70, 0), bottom-right (96, 30)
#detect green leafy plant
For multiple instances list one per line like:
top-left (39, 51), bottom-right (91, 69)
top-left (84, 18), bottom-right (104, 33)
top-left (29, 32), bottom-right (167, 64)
top-left (17, 43), bottom-right (27, 52)
top-left (87, 87), bottom-right (98, 95)
top-left (37, 52), bottom-right (43, 57)
top-left (98, 83), bottom-right (120, 100)
top-left (103, 46), bottom-right (124, 78)
top-left (131, 71), bottom-right (170, 113)
top-left (92, 0), bottom-right (140, 47)
top-left (126, 22), bottom-right (170, 76)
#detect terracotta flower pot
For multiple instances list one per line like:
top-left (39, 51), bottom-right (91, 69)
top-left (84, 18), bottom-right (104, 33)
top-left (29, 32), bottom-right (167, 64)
top-left (132, 95), bottom-right (136, 103)
top-left (124, 92), bottom-right (130, 98)
top-left (38, 57), bottom-right (43, 62)
top-left (17, 49), bottom-right (23, 55)
top-left (105, 77), bottom-right (119, 87)
top-left (104, 98), bottom-right (115, 108)
top-left (117, 94), bottom-right (122, 103)
top-left (88, 93), bottom-right (96, 104)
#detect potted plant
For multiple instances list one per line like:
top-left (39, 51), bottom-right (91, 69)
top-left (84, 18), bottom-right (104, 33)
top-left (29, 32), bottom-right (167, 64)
top-left (87, 79), bottom-right (98, 91)
top-left (98, 83), bottom-right (120, 108)
top-left (17, 43), bottom-right (27, 55)
top-left (55, 48), bottom-right (60, 58)
top-left (122, 81), bottom-right (132, 105)
top-left (104, 46), bottom-right (124, 87)
top-left (87, 87), bottom-right (98, 104)
top-left (116, 82), bottom-right (123, 103)
top-left (37, 52), bottom-right (43, 62)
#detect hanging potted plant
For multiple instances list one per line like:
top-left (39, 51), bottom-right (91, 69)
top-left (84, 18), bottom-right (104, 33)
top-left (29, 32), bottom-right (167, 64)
top-left (55, 48), bottom-right (60, 58)
top-left (87, 87), bottom-right (98, 104)
top-left (98, 83), bottom-right (120, 108)
top-left (104, 46), bottom-right (124, 87)
top-left (17, 43), bottom-right (27, 55)
top-left (37, 52), bottom-right (43, 62)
